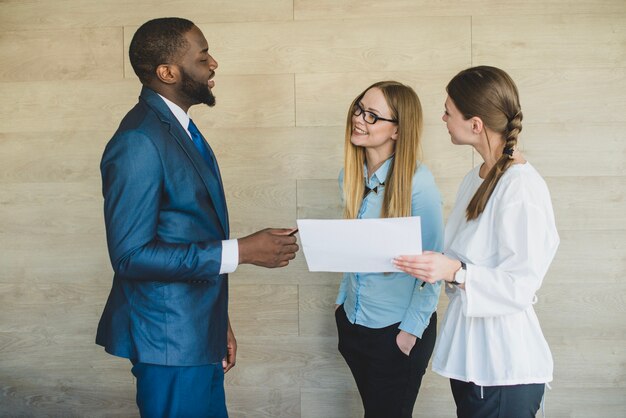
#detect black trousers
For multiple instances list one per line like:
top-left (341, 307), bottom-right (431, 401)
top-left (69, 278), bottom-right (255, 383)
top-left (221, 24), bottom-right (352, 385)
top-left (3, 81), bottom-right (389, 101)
top-left (450, 379), bottom-right (545, 418)
top-left (335, 305), bottom-right (437, 418)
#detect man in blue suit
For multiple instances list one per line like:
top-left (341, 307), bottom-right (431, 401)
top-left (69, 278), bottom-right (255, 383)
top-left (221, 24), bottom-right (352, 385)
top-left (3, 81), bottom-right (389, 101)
top-left (96, 18), bottom-right (299, 417)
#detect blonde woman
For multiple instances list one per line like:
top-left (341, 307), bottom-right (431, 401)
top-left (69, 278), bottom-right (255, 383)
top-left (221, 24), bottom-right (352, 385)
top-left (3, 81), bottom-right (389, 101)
top-left (394, 66), bottom-right (559, 418)
top-left (335, 81), bottom-right (444, 417)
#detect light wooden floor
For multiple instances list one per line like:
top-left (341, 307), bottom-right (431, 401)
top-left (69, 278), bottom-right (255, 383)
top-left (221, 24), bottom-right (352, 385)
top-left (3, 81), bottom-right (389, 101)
top-left (1, 1), bottom-right (625, 417)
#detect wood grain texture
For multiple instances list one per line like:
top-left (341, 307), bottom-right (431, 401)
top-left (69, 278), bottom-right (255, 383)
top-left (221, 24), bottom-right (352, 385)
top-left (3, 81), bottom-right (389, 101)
top-left (1, 1), bottom-right (624, 416)
top-left (295, 0), bottom-right (626, 20)
top-left (546, 230), bottom-right (625, 284)
top-left (225, 386), bottom-right (300, 418)
top-left (0, 0), bottom-right (293, 30)
top-left (0, 27), bottom-right (123, 82)
top-left (536, 282), bottom-right (626, 340)
top-left (0, 131), bottom-right (109, 183)
top-left (223, 336), bottom-right (353, 389)
top-left (1, 75), bottom-right (294, 134)
top-left (298, 285), bottom-right (338, 337)
top-left (509, 68), bottom-right (626, 123)
top-left (301, 383), bottom-right (457, 418)
top-left (295, 70), bottom-right (466, 127)
top-left (520, 123), bottom-right (626, 177)
top-left (206, 126), bottom-right (344, 181)
top-left (0, 79), bottom-right (139, 134)
top-left (473, 14), bottom-right (626, 69)
top-left (229, 284), bottom-right (299, 337)
top-left (124, 17), bottom-right (470, 76)
top-left (547, 176), bottom-right (626, 231)
top-left (225, 178), bottom-right (296, 238)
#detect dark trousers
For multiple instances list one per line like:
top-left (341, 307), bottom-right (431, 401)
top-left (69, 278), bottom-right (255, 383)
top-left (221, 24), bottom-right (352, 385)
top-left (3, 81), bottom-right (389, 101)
top-left (335, 305), bottom-right (437, 418)
top-left (131, 361), bottom-right (228, 418)
top-left (450, 379), bottom-right (545, 418)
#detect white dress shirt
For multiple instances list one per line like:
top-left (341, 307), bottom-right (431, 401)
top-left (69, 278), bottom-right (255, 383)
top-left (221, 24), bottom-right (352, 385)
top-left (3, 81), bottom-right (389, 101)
top-left (433, 162), bottom-right (559, 386)
top-left (158, 94), bottom-right (238, 275)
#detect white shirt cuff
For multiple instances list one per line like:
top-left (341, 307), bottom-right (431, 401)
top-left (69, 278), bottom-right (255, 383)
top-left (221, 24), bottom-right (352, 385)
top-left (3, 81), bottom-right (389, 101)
top-left (219, 239), bottom-right (239, 274)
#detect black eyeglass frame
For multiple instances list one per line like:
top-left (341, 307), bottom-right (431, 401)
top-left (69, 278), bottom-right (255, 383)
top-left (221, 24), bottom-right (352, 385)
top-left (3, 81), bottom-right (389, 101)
top-left (353, 102), bottom-right (398, 125)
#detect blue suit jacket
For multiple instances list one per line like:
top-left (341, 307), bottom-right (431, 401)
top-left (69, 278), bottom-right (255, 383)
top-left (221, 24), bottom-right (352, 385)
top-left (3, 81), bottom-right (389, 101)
top-left (96, 87), bottom-right (229, 366)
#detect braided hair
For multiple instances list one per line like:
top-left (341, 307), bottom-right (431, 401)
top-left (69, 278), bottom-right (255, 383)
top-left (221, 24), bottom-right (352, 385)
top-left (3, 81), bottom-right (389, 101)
top-left (446, 66), bottom-right (523, 221)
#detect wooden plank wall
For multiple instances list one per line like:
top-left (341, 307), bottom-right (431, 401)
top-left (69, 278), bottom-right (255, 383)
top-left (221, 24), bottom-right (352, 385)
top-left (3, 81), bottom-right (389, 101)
top-left (1, 1), bottom-right (624, 416)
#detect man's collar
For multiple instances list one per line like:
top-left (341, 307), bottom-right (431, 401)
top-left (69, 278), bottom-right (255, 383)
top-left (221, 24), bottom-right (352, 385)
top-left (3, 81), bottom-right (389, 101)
top-left (158, 93), bottom-right (191, 134)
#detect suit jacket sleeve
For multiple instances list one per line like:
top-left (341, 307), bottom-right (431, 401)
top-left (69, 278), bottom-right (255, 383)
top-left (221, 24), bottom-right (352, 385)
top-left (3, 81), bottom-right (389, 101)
top-left (101, 130), bottom-right (223, 282)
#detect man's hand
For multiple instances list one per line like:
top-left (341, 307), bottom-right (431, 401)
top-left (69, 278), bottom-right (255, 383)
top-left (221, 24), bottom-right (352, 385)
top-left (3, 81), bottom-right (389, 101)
top-left (238, 228), bottom-right (299, 268)
top-left (222, 319), bottom-right (237, 373)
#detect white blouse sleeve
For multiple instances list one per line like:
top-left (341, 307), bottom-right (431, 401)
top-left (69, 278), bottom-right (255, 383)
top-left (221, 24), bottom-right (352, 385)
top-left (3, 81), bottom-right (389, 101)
top-left (461, 198), bottom-right (559, 317)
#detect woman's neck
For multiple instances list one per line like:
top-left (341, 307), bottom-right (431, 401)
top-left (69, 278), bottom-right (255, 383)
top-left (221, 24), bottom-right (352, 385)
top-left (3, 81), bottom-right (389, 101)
top-left (365, 149), bottom-right (394, 177)
top-left (474, 130), bottom-right (505, 178)
top-left (474, 132), bottom-right (525, 178)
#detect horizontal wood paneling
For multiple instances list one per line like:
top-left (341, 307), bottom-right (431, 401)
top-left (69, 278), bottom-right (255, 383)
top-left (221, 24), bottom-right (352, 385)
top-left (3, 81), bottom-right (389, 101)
top-left (546, 230), bottom-right (626, 284)
top-left (295, 71), bottom-right (465, 127)
top-left (1, 75), bottom-right (294, 134)
top-left (0, 79), bottom-right (139, 134)
top-left (0, 232), bottom-right (110, 284)
top-left (298, 285), bottom-right (338, 337)
top-left (0, 182), bottom-right (102, 235)
top-left (229, 285), bottom-right (299, 337)
top-left (532, 388), bottom-right (626, 417)
top-left (547, 176), bottom-right (626, 230)
top-left (549, 338), bottom-right (626, 387)
top-left (0, 380), bottom-right (136, 418)
top-left (296, 179), bottom-right (342, 220)
top-left (124, 18), bottom-right (470, 76)
top-left (224, 336), bottom-right (353, 389)
top-left (535, 283), bottom-right (626, 339)
top-left (0, 0), bottom-right (293, 30)
top-left (510, 68), bottom-right (626, 123)
top-left (521, 123), bottom-right (626, 177)
top-left (1, 1), bottom-right (624, 416)
top-left (0, 27), bottom-right (123, 82)
top-left (295, 0), bottom-right (626, 20)
top-left (0, 131), bottom-right (108, 183)
top-left (225, 178), bottom-right (296, 237)
top-left (225, 386), bottom-right (300, 418)
top-left (301, 384), bottom-right (456, 418)
top-left (473, 14), bottom-right (626, 69)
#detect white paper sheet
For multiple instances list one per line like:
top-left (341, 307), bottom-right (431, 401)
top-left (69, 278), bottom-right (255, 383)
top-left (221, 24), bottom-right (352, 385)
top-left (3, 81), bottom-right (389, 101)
top-left (296, 217), bottom-right (422, 273)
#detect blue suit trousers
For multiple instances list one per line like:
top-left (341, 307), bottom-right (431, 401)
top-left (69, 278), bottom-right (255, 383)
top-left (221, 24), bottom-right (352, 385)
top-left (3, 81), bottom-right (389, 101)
top-left (131, 361), bottom-right (228, 418)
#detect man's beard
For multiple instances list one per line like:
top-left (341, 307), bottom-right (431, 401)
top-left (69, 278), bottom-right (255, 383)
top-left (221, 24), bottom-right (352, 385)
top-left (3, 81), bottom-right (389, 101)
top-left (180, 68), bottom-right (216, 107)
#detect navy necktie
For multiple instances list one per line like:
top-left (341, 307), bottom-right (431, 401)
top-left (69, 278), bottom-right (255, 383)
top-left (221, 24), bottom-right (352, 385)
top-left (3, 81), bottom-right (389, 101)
top-left (188, 119), bottom-right (218, 176)
top-left (187, 119), bottom-right (227, 228)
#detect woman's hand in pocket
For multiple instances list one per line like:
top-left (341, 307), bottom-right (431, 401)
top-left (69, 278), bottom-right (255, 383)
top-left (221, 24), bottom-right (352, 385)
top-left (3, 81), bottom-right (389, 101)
top-left (396, 330), bottom-right (417, 356)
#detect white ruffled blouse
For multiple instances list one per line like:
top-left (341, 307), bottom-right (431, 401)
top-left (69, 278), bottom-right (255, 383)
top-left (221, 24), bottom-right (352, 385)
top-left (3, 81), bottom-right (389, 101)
top-left (433, 162), bottom-right (559, 387)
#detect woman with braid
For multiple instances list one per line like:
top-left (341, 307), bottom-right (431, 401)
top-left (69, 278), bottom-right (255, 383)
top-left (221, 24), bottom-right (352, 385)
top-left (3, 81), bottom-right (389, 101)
top-left (394, 66), bottom-right (559, 418)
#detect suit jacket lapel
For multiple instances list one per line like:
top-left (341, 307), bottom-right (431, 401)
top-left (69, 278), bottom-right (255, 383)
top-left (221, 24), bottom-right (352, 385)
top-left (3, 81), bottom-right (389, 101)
top-left (170, 122), bottom-right (230, 237)
top-left (140, 87), bottom-right (230, 238)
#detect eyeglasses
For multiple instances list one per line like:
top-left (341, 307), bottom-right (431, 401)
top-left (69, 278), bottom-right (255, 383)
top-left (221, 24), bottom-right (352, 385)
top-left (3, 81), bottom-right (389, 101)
top-left (353, 102), bottom-right (397, 125)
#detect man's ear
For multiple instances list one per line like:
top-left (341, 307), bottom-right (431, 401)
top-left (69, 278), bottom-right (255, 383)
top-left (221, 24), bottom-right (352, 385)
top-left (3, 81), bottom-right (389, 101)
top-left (155, 64), bottom-right (179, 85)
top-left (470, 116), bottom-right (484, 134)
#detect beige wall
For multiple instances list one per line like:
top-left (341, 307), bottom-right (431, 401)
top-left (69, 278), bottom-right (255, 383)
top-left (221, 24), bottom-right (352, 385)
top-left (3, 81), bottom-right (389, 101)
top-left (1, 1), bottom-right (625, 417)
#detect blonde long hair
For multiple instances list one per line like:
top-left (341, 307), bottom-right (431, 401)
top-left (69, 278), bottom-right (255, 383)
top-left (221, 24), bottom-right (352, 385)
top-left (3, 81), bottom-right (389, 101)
top-left (446, 66), bottom-right (523, 221)
top-left (343, 81), bottom-right (423, 219)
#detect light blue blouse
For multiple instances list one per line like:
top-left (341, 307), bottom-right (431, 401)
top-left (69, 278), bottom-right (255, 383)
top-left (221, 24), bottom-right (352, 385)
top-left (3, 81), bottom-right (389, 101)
top-left (335, 158), bottom-right (444, 338)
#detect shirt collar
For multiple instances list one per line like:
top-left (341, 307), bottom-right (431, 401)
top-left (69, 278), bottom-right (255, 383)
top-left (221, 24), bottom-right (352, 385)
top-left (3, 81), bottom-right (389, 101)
top-left (364, 155), bottom-right (394, 186)
top-left (157, 93), bottom-right (192, 138)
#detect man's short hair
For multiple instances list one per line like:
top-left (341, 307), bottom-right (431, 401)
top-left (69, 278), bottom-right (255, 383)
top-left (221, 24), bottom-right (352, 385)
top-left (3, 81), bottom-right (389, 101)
top-left (129, 17), bottom-right (195, 84)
